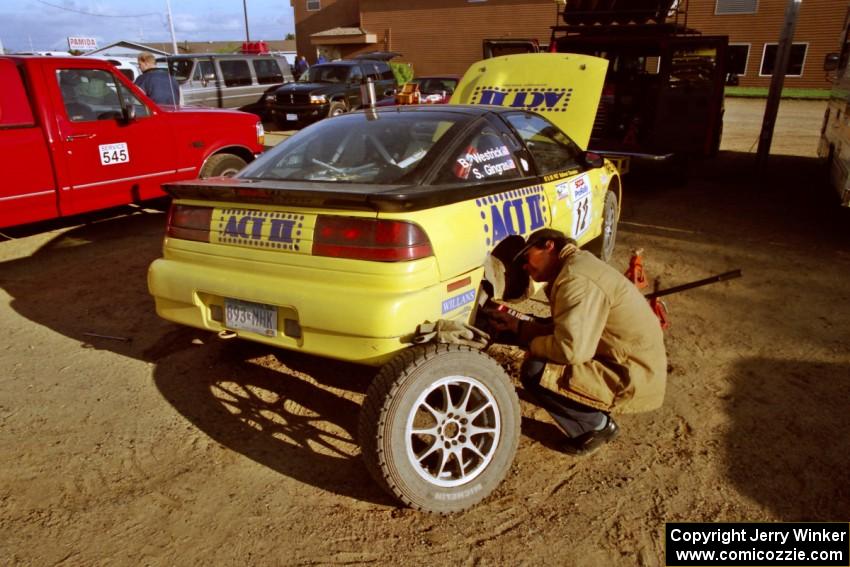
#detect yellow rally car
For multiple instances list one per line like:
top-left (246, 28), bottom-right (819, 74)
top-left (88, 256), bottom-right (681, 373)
top-left (148, 53), bottom-right (621, 513)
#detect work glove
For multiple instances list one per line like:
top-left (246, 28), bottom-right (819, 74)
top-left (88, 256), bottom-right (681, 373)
top-left (412, 320), bottom-right (491, 349)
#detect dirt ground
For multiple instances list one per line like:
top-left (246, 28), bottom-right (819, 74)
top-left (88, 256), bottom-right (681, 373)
top-left (1, 98), bottom-right (848, 566)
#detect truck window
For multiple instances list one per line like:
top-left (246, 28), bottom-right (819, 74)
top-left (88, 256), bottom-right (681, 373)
top-left (169, 59), bottom-right (194, 83)
top-left (191, 60), bottom-right (215, 82)
top-left (252, 59), bottom-right (283, 84)
top-left (219, 60), bottom-right (252, 87)
top-left (349, 65), bottom-right (363, 83)
top-left (503, 113), bottom-right (581, 174)
top-left (57, 69), bottom-right (125, 122)
top-left (117, 83), bottom-right (152, 118)
top-left (364, 62), bottom-right (380, 81)
top-left (378, 62), bottom-right (394, 81)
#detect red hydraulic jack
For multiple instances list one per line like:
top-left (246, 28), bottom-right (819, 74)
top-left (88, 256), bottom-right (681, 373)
top-left (624, 250), bottom-right (742, 330)
top-left (624, 248), bottom-right (648, 289)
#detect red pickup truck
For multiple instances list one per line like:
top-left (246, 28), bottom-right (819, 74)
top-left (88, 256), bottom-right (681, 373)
top-left (0, 55), bottom-right (265, 229)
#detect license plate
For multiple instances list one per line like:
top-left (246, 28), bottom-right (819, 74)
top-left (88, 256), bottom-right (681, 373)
top-left (224, 298), bottom-right (277, 337)
top-left (286, 113), bottom-right (298, 121)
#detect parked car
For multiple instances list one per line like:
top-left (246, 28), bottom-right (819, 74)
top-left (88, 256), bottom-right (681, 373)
top-left (264, 58), bottom-right (396, 128)
top-left (147, 53), bottom-right (620, 514)
top-left (0, 55), bottom-right (265, 229)
top-left (160, 54), bottom-right (293, 113)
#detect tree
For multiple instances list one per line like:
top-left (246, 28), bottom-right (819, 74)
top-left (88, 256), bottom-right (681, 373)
top-left (285, 33), bottom-right (295, 40)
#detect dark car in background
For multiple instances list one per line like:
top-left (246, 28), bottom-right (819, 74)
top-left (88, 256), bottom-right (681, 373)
top-left (264, 58), bottom-right (396, 128)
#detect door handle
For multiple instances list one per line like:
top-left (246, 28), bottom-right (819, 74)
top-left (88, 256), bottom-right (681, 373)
top-left (65, 133), bottom-right (95, 141)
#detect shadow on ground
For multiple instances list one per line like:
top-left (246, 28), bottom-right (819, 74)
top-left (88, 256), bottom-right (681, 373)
top-left (0, 210), bottom-right (391, 506)
top-left (724, 358), bottom-right (850, 520)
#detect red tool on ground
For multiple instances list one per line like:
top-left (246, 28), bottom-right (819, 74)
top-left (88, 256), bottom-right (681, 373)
top-left (625, 250), bottom-right (742, 329)
top-left (624, 248), bottom-right (649, 289)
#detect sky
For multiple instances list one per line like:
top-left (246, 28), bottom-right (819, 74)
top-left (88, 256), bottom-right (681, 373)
top-left (0, 0), bottom-right (295, 53)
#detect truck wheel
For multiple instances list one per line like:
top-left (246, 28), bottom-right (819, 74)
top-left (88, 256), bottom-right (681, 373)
top-left (359, 344), bottom-right (520, 514)
top-left (586, 190), bottom-right (618, 262)
top-left (328, 101), bottom-right (347, 117)
top-left (200, 154), bottom-right (247, 178)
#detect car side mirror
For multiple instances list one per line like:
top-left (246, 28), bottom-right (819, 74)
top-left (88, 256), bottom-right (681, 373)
top-left (120, 103), bottom-right (136, 123)
top-left (583, 151), bottom-right (604, 169)
top-left (824, 52), bottom-right (840, 72)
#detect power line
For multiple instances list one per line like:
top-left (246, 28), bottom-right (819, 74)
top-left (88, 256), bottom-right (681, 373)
top-left (33, 0), bottom-right (159, 18)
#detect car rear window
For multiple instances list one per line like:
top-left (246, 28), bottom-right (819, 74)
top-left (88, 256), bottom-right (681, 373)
top-left (240, 111), bottom-right (464, 184)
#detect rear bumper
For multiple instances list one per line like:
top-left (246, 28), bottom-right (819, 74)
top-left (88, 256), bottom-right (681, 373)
top-left (147, 249), bottom-right (454, 366)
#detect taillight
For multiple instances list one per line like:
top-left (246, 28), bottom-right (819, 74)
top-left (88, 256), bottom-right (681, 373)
top-left (312, 216), bottom-right (433, 262)
top-left (256, 121), bottom-right (265, 146)
top-left (167, 204), bottom-right (212, 242)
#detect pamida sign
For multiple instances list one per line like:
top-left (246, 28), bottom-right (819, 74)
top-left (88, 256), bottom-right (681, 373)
top-left (68, 37), bottom-right (97, 51)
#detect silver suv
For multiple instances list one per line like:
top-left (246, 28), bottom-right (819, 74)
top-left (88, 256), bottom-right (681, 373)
top-left (161, 54), bottom-right (293, 112)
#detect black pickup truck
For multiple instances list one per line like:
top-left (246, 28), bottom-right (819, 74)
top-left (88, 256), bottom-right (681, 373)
top-left (264, 57), bottom-right (396, 128)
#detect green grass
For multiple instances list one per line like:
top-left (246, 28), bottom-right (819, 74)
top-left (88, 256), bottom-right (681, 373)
top-left (725, 86), bottom-right (831, 100)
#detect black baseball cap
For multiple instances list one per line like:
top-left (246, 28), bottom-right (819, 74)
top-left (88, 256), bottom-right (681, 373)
top-left (512, 228), bottom-right (567, 263)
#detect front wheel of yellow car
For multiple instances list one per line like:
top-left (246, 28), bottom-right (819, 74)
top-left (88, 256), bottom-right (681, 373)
top-left (358, 344), bottom-right (520, 514)
top-left (587, 189), bottom-right (618, 262)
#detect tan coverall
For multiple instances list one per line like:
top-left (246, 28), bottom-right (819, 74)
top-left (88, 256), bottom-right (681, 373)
top-left (523, 245), bottom-right (667, 413)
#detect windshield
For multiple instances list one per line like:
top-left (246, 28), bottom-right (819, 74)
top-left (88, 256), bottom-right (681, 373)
top-left (167, 59), bottom-right (193, 82)
top-left (240, 111), bottom-right (463, 184)
top-left (299, 64), bottom-right (350, 83)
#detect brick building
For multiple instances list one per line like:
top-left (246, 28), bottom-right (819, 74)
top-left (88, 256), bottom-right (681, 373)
top-left (292, 0), bottom-right (845, 89)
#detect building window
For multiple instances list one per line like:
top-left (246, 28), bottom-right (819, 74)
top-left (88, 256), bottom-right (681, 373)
top-left (715, 0), bottom-right (757, 14)
top-left (759, 43), bottom-right (808, 77)
top-left (306, 0), bottom-right (320, 10)
top-left (728, 44), bottom-right (750, 76)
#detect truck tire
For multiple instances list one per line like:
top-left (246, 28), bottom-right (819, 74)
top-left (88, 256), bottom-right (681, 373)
top-left (200, 154), bottom-right (247, 178)
top-left (328, 100), bottom-right (347, 117)
top-left (359, 344), bottom-right (521, 514)
top-left (586, 189), bottom-right (618, 262)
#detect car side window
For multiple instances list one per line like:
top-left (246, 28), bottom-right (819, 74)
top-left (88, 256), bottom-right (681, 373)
top-left (378, 62), bottom-right (394, 82)
top-left (434, 121), bottom-right (522, 184)
top-left (364, 63), bottom-right (380, 81)
top-left (118, 83), bottom-right (152, 118)
top-left (57, 69), bottom-right (123, 122)
top-left (349, 65), bottom-right (363, 83)
top-left (219, 60), bottom-right (252, 87)
top-left (192, 60), bottom-right (215, 83)
top-left (253, 59), bottom-right (283, 84)
top-left (503, 112), bottom-right (582, 174)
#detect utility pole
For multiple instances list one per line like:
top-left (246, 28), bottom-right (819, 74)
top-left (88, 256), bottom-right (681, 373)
top-left (243, 0), bottom-right (251, 42)
top-left (165, 0), bottom-right (179, 54)
top-left (756, 0), bottom-right (802, 168)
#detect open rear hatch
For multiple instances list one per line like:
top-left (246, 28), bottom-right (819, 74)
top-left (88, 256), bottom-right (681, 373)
top-left (450, 53), bottom-right (607, 150)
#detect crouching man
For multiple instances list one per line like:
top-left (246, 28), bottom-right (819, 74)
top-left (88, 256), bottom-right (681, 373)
top-left (489, 228), bottom-right (667, 455)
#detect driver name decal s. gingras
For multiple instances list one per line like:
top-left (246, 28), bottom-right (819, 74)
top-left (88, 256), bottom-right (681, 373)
top-left (213, 208), bottom-right (311, 252)
top-left (475, 185), bottom-right (550, 247)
